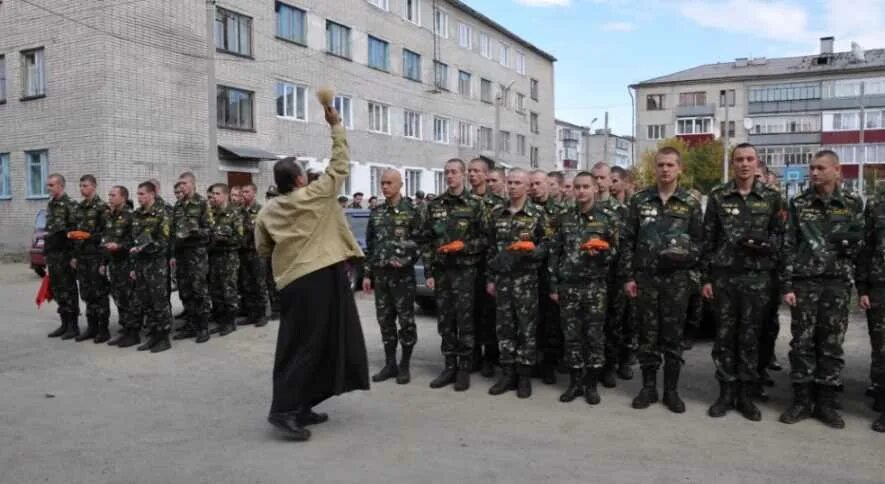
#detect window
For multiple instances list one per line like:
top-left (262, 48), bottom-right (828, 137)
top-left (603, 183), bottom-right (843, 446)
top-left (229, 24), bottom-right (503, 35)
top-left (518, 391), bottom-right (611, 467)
top-left (404, 0), bottom-right (420, 24)
top-left (866, 109), bottom-right (884, 129)
top-left (276, 2), bottom-right (306, 44)
top-left (326, 21), bottom-right (352, 58)
top-left (530, 78), bottom-right (539, 101)
top-left (368, 36), bottom-right (389, 71)
top-left (215, 8), bottom-right (252, 56)
top-left (26, 150), bottom-right (48, 198)
top-left (368, 101), bottom-right (390, 134)
top-left (433, 117), bottom-right (450, 144)
top-left (458, 23), bottom-right (472, 49)
top-left (404, 110), bottom-right (422, 139)
top-left (720, 120), bottom-right (736, 138)
top-left (367, 0), bottom-right (388, 10)
top-left (21, 48), bottom-right (45, 98)
top-left (826, 111), bottom-right (860, 131)
top-left (675, 117), bottom-right (713, 135)
top-left (678, 91), bottom-right (706, 106)
top-left (498, 84), bottom-right (510, 108)
top-left (0, 55), bottom-right (5, 102)
top-left (478, 126), bottom-right (493, 150)
top-left (530, 146), bottom-right (539, 168)
top-left (276, 82), bottom-right (307, 121)
top-left (370, 166), bottom-right (385, 197)
top-left (434, 61), bottom-right (448, 90)
top-left (530, 112), bottom-right (539, 134)
top-left (333, 95), bottom-right (353, 129)
top-left (434, 171), bottom-right (445, 194)
top-left (403, 49), bottom-right (421, 82)
top-left (458, 70), bottom-right (471, 97)
top-left (405, 169), bottom-right (421, 197)
top-left (217, 86), bottom-right (254, 130)
top-left (479, 32), bottom-right (491, 58)
top-left (646, 94), bottom-right (664, 111)
top-left (516, 93), bottom-right (526, 113)
top-left (749, 82), bottom-right (821, 103)
top-left (752, 115), bottom-right (820, 134)
top-left (719, 89), bottom-right (736, 107)
top-left (647, 124), bottom-right (666, 139)
top-left (433, 8), bottom-right (448, 38)
top-left (757, 145), bottom-right (819, 167)
top-left (515, 52), bottom-right (526, 75)
top-left (0, 153), bottom-right (9, 199)
top-left (480, 78), bottom-right (493, 103)
top-left (516, 134), bottom-right (526, 156)
top-left (458, 121), bottom-right (472, 146)
top-left (499, 44), bottom-right (509, 67)
top-left (865, 78), bottom-right (885, 96)
top-left (499, 131), bottom-right (511, 153)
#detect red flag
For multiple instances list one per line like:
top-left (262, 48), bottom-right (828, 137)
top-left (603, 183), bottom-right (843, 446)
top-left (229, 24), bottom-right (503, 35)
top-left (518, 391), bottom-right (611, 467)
top-left (36, 275), bottom-right (53, 308)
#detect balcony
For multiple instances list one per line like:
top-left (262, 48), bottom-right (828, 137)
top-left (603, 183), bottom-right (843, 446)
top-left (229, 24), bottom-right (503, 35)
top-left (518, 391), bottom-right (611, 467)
top-left (674, 103), bottom-right (716, 117)
top-left (560, 131), bottom-right (579, 143)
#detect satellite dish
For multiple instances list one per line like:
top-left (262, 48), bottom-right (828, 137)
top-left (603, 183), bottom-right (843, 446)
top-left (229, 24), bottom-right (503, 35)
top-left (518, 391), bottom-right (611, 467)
top-left (743, 117), bottom-right (753, 130)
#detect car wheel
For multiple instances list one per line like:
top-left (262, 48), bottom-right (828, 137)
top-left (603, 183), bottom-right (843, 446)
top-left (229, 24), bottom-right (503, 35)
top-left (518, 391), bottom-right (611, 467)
top-left (33, 266), bottom-right (46, 278)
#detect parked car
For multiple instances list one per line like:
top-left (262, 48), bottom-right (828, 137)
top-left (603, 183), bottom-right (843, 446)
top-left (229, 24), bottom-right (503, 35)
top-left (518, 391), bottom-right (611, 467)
top-left (29, 209), bottom-right (47, 277)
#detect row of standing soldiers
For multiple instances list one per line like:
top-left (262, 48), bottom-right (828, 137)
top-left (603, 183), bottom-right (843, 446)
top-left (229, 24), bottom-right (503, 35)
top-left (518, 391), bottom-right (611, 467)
top-left (362, 147), bottom-right (885, 433)
top-left (42, 172), bottom-right (280, 353)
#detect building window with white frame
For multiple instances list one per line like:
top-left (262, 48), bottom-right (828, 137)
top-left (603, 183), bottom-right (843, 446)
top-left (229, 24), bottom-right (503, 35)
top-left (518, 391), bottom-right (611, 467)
top-left (368, 36), bottom-right (390, 71)
top-left (719, 89), bottom-right (736, 107)
top-left (478, 126), bottom-right (493, 151)
top-left (530, 146), bottom-right (539, 168)
top-left (0, 153), bottom-right (9, 199)
top-left (404, 110), bottom-right (422, 139)
top-left (458, 121), bottom-right (472, 147)
top-left (499, 131), bottom-right (511, 153)
top-left (0, 55), bottom-right (6, 102)
top-left (516, 93), bottom-right (526, 113)
top-left (21, 48), bottom-right (46, 99)
top-left (403, 49), bottom-right (422, 82)
top-left (370, 166), bottom-right (385, 197)
top-left (433, 8), bottom-right (448, 38)
top-left (217, 85), bottom-right (254, 130)
top-left (276, 81), bottom-right (307, 121)
top-left (866, 109), bottom-right (884, 129)
top-left (678, 91), bottom-right (706, 106)
top-left (434, 61), bottom-right (448, 90)
top-left (516, 134), bottom-right (526, 156)
top-left (368, 101), bottom-right (390, 134)
top-left (824, 111), bottom-right (860, 131)
top-left (646, 94), bottom-right (664, 111)
top-left (515, 52), bottom-right (526, 75)
top-left (530, 112), bottom-right (539, 134)
top-left (498, 84), bottom-right (510, 108)
top-left (530, 78), bottom-right (539, 101)
top-left (458, 70), bottom-right (471, 97)
top-left (26, 150), bottom-right (49, 199)
top-left (326, 21), bottom-right (352, 58)
top-left (720, 120), bottom-right (736, 138)
top-left (333, 95), bottom-right (353, 129)
top-left (215, 8), bottom-right (252, 57)
top-left (405, 169), bottom-right (421, 197)
top-left (276, 2), bottom-right (306, 44)
top-left (480, 78), bottom-right (492, 103)
top-left (676, 117), bottom-right (713, 134)
top-left (433, 117), bottom-right (450, 144)
top-left (479, 32), bottom-right (491, 58)
top-left (404, 0), bottom-right (420, 24)
top-left (458, 23), bottom-right (472, 49)
top-left (367, 0), bottom-right (388, 10)
top-left (434, 171), bottom-right (444, 194)
top-left (499, 43), bottom-right (509, 67)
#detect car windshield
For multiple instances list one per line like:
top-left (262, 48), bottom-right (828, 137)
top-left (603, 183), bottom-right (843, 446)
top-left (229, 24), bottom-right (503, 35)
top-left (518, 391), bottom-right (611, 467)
top-left (35, 210), bottom-right (47, 230)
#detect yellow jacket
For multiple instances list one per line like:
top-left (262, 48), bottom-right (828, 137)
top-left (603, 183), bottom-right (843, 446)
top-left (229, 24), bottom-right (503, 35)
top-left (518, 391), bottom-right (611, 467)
top-left (255, 126), bottom-right (364, 289)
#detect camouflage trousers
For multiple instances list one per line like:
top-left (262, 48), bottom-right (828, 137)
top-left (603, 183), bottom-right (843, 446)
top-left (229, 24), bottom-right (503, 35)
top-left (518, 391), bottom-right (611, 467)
top-left (238, 250), bottom-right (267, 322)
top-left (76, 255), bottom-right (111, 325)
top-left (473, 261), bottom-right (497, 349)
top-left (373, 268), bottom-right (417, 348)
top-left (788, 279), bottom-right (851, 387)
top-left (685, 271), bottom-right (703, 332)
top-left (758, 271), bottom-right (782, 371)
top-left (561, 279), bottom-right (608, 369)
top-left (865, 287), bottom-right (885, 390)
top-left (133, 256), bottom-right (172, 332)
top-left (108, 257), bottom-right (138, 330)
top-left (435, 265), bottom-right (476, 363)
top-left (209, 250), bottom-right (240, 325)
top-left (635, 271), bottom-right (692, 370)
top-left (175, 246), bottom-right (210, 328)
top-left (265, 256), bottom-right (280, 314)
top-left (46, 251), bottom-right (79, 317)
top-left (537, 273), bottom-right (563, 363)
top-left (605, 276), bottom-right (627, 365)
top-left (495, 271), bottom-right (539, 367)
top-left (711, 272), bottom-right (771, 383)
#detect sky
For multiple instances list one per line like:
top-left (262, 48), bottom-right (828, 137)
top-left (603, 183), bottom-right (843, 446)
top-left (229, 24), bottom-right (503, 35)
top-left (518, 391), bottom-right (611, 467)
top-left (465, 0), bottom-right (885, 136)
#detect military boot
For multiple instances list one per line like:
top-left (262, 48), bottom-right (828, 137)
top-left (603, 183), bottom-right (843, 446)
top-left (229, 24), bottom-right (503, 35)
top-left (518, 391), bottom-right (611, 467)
top-left (480, 344), bottom-right (498, 378)
top-left (632, 368), bottom-right (659, 409)
top-left (559, 369), bottom-right (584, 402)
top-left (617, 355), bottom-right (634, 380)
top-left (372, 343), bottom-right (399, 383)
top-left (873, 412), bottom-right (885, 433)
top-left (662, 361), bottom-right (686, 414)
top-left (173, 323), bottom-right (196, 340)
top-left (489, 365), bottom-right (517, 395)
top-left (471, 347), bottom-right (483, 373)
top-left (541, 358), bottom-right (557, 385)
top-left (61, 316), bottom-right (80, 340)
top-left (813, 384), bottom-right (845, 429)
top-left (219, 316), bottom-right (237, 337)
top-left (748, 380), bottom-right (770, 402)
top-left (115, 328), bottom-right (141, 348)
top-left (194, 319), bottom-right (210, 344)
top-left (137, 331), bottom-right (162, 351)
top-left (396, 345), bottom-right (413, 385)
top-left (584, 368), bottom-right (601, 405)
top-left (779, 383), bottom-right (813, 424)
top-left (75, 317), bottom-right (98, 342)
top-left (150, 331), bottom-right (172, 353)
top-left (601, 363), bottom-right (617, 388)
top-left (267, 413), bottom-right (311, 441)
top-left (736, 383), bottom-right (762, 421)
top-left (48, 317), bottom-right (67, 338)
top-left (708, 381), bottom-right (735, 418)
top-left (429, 356), bottom-right (457, 389)
top-left (873, 387), bottom-right (885, 413)
top-left (93, 319), bottom-right (111, 344)
top-left (107, 327), bottom-right (128, 346)
top-left (454, 358), bottom-right (471, 392)
top-left (516, 364), bottom-right (532, 399)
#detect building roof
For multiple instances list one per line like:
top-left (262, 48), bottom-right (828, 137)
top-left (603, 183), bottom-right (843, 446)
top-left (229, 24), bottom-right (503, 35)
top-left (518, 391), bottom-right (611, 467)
top-left (632, 48), bottom-right (885, 88)
top-left (555, 118), bottom-right (589, 130)
top-left (447, 0), bottom-right (557, 62)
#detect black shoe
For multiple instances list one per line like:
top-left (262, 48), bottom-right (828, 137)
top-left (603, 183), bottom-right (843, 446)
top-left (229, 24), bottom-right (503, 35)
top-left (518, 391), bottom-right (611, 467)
top-left (617, 360), bottom-right (633, 380)
top-left (48, 320), bottom-right (67, 338)
top-left (195, 329), bottom-right (210, 343)
top-left (137, 332), bottom-right (162, 351)
top-left (584, 368), bottom-right (601, 405)
top-left (516, 365), bottom-right (532, 398)
top-left (372, 343), bottom-right (399, 383)
top-left (480, 360), bottom-right (496, 378)
top-left (116, 329), bottom-right (141, 348)
top-left (662, 362), bottom-right (685, 413)
top-left (219, 323), bottom-right (237, 337)
top-left (489, 365), bottom-right (517, 395)
top-left (736, 384), bottom-right (762, 421)
top-left (150, 334), bottom-right (171, 353)
top-left (708, 381), bottom-right (735, 418)
top-left (559, 369), bottom-right (584, 402)
top-left (813, 385), bottom-right (845, 429)
top-left (454, 367), bottom-right (471, 392)
top-left (601, 365), bottom-right (617, 388)
top-left (267, 414), bottom-right (311, 441)
top-left (541, 361), bottom-right (557, 385)
top-left (75, 320), bottom-right (98, 342)
top-left (873, 413), bottom-right (885, 433)
top-left (254, 318), bottom-right (269, 328)
top-left (471, 347), bottom-right (483, 373)
top-left (173, 329), bottom-right (196, 340)
top-left (780, 383), bottom-right (813, 424)
top-left (396, 345), bottom-right (413, 385)
top-left (209, 326), bottom-right (222, 335)
top-left (632, 368), bottom-right (658, 409)
top-left (295, 409), bottom-right (329, 427)
top-left (237, 317), bottom-right (253, 326)
top-left (61, 318), bottom-right (80, 340)
top-left (430, 357), bottom-right (458, 389)
top-left (93, 325), bottom-right (110, 344)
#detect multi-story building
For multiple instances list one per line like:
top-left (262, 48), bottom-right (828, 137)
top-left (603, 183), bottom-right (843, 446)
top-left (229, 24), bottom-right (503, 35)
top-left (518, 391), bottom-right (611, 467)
top-left (585, 130), bottom-right (633, 169)
top-left (555, 119), bottom-right (632, 173)
top-left (0, 0), bottom-right (556, 253)
top-left (632, 37), bottom-right (885, 194)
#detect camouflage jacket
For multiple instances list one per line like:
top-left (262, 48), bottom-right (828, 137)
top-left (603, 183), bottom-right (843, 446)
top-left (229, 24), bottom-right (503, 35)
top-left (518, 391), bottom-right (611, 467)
top-left (172, 194), bottom-right (212, 252)
top-left (208, 204), bottom-right (244, 252)
top-left (364, 197), bottom-right (423, 277)
top-left (781, 187), bottom-right (863, 293)
top-left (131, 202), bottom-right (171, 259)
top-left (44, 193), bottom-right (78, 253)
top-left (619, 185), bottom-right (704, 280)
top-left (701, 179), bottom-right (784, 283)
top-left (101, 205), bottom-right (133, 262)
top-left (857, 191), bottom-right (885, 295)
top-left (240, 201), bottom-right (262, 252)
top-left (72, 196), bottom-right (110, 258)
top-left (549, 202), bottom-right (619, 290)
top-left (421, 188), bottom-right (486, 275)
top-left (486, 200), bottom-right (550, 282)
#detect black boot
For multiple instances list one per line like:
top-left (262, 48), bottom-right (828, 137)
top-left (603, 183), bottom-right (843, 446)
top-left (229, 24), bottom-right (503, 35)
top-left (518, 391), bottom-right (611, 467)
top-left (632, 368), bottom-right (659, 409)
top-left (194, 320), bottom-right (210, 344)
top-left (116, 328), bottom-right (141, 348)
top-left (107, 327), bottom-right (128, 346)
top-left (617, 356), bottom-right (634, 380)
top-left (480, 345), bottom-right (497, 378)
top-left (601, 363), bottom-right (617, 388)
top-left (759, 369), bottom-right (775, 387)
top-left (471, 347), bottom-right (483, 373)
top-left (48, 317), bottom-right (67, 338)
top-left (94, 319), bottom-right (111, 344)
top-left (874, 388), bottom-right (885, 413)
top-left (813, 384), bottom-right (845, 429)
top-left (61, 316), bottom-right (80, 340)
top-left (541, 358), bottom-right (557, 385)
top-left (584, 368), bottom-right (601, 405)
top-left (516, 364), bottom-right (532, 398)
top-left (137, 331), bottom-right (162, 351)
top-left (295, 407), bottom-right (329, 427)
top-left (429, 356), bottom-right (457, 389)
top-left (873, 412), bottom-right (885, 433)
top-left (559, 369), bottom-right (584, 402)
top-left (267, 413), bottom-right (311, 441)
top-left (736, 383), bottom-right (762, 421)
top-left (748, 380), bottom-right (770, 402)
top-left (150, 331), bottom-right (171, 353)
top-left (174, 309), bottom-right (188, 320)
top-left (173, 324), bottom-right (196, 340)
top-left (219, 317), bottom-right (237, 337)
top-left (662, 361), bottom-right (685, 414)
top-left (396, 345), bottom-right (413, 384)
top-left (708, 381), bottom-right (735, 418)
top-left (490, 365), bottom-right (517, 395)
top-left (372, 343), bottom-right (399, 383)
top-left (768, 356), bottom-right (783, 371)
top-left (779, 383), bottom-right (813, 424)
top-left (454, 358), bottom-right (471, 392)
top-left (75, 317), bottom-right (98, 342)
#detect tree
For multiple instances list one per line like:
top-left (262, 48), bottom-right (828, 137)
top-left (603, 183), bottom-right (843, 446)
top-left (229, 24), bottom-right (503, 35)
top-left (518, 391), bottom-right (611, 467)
top-left (638, 137), bottom-right (726, 193)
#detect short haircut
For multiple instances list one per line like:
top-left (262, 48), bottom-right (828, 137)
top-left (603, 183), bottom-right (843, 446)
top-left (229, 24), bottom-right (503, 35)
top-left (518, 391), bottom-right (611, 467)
top-left (591, 161), bottom-right (610, 172)
top-left (79, 174), bottom-right (97, 186)
top-left (492, 167), bottom-right (506, 177)
top-left (111, 185), bottom-right (129, 199)
top-left (148, 178), bottom-right (161, 192)
top-left (174, 180), bottom-right (184, 189)
top-left (273, 157), bottom-right (305, 194)
top-left (530, 169), bottom-right (547, 177)
top-left (48, 173), bottom-right (66, 186)
top-left (509, 168), bottom-right (527, 177)
top-left (469, 157), bottom-right (493, 171)
top-left (547, 171), bottom-right (565, 184)
top-left (138, 181), bottom-right (156, 193)
top-left (573, 171), bottom-right (594, 180)
top-left (209, 183), bottom-right (230, 194)
top-left (610, 166), bottom-right (627, 178)
top-left (242, 182), bottom-right (257, 191)
top-left (178, 171), bottom-right (196, 182)
top-left (353, 192), bottom-right (364, 198)
top-left (656, 146), bottom-right (682, 163)
top-left (231, 185), bottom-right (241, 191)
top-left (731, 142), bottom-right (758, 159)
top-left (445, 158), bottom-right (466, 172)
top-left (814, 149), bottom-right (840, 164)
top-left (337, 195), bottom-right (348, 202)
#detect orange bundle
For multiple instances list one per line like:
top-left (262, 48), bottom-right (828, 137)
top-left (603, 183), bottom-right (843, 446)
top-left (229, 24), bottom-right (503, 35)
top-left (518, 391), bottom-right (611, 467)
top-left (581, 238), bottom-right (610, 252)
top-left (507, 240), bottom-right (536, 252)
top-left (67, 230), bottom-right (91, 240)
top-left (438, 240), bottom-right (465, 254)
top-left (36, 275), bottom-right (53, 308)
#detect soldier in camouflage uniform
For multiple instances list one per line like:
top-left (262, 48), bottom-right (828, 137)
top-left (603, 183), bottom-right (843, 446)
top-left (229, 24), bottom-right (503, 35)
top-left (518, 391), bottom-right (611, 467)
top-left (620, 147), bottom-right (703, 414)
top-left (207, 183), bottom-right (244, 337)
top-left (487, 167), bottom-right (507, 199)
top-left (550, 171), bottom-right (619, 405)
top-left (238, 183), bottom-right (268, 327)
top-left (422, 158), bottom-right (486, 392)
top-left (70, 175), bottom-right (112, 343)
top-left (610, 165), bottom-right (638, 363)
top-left (44, 174), bottom-right (81, 340)
top-left (858, 186), bottom-right (885, 432)
top-left (486, 169), bottom-right (549, 399)
top-left (129, 181), bottom-right (173, 353)
top-left (780, 150), bottom-right (863, 429)
top-left (171, 172), bottom-right (213, 343)
top-left (702, 144), bottom-right (784, 421)
top-left (362, 169), bottom-right (423, 385)
top-left (103, 185), bottom-right (140, 348)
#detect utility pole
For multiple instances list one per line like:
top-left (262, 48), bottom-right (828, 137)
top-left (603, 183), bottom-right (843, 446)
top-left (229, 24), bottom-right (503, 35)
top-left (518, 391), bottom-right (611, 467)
top-left (602, 111), bottom-right (609, 164)
top-left (722, 91), bottom-right (730, 183)
top-left (859, 81), bottom-right (866, 199)
top-left (206, 0), bottom-right (219, 179)
top-left (494, 93), bottom-right (501, 162)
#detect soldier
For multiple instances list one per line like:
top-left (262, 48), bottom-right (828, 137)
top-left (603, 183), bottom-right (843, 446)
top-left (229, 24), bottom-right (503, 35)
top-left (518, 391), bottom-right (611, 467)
top-left (548, 171), bottom-right (566, 205)
top-left (362, 169), bottom-right (423, 385)
top-left (858, 184), bottom-right (885, 432)
top-left (423, 158), bottom-right (486, 391)
top-left (702, 144), bottom-right (784, 421)
top-left (129, 181), bottom-right (173, 353)
top-left (620, 147), bottom-right (703, 413)
top-left (103, 186), bottom-right (140, 348)
top-left (683, 189), bottom-right (706, 351)
top-left (44, 174), bottom-right (81, 340)
top-left (562, 175), bottom-right (575, 204)
top-left (265, 185), bottom-right (281, 318)
top-left (69, 175), bottom-right (112, 343)
top-left (487, 167), bottom-right (507, 198)
top-left (170, 172), bottom-right (213, 343)
top-left (174, 182), bottom-right (185, 203)
top-left (611, 166), bottom-right (635, 205)
top-left (230, 185), bottom-right (243, 206)
top-left (349, 192), bottom-right (365, 209)
top-left (780, 150), bottom-right (863, 429)
top-left (238, 183), bottom-right (268, 327)
top-left (486, 169), bottom-right (548, 398)
top-left (550, 172), bottom-right (619, 404)
top-left (207, 183), bottom-right (244, 336)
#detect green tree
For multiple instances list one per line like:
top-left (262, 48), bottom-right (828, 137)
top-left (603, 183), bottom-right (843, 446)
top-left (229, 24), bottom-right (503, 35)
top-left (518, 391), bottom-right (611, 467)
top-left (638, 137), bottom-right (726, 193)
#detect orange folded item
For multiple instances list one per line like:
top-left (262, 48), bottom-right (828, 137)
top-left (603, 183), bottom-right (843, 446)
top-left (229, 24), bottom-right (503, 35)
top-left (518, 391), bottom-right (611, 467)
top-left (36, 275), bottom-right (53, 308)
top-left (67, 230), bottom-right (91, 240)
top-left (438, 240), bottom-right (465, 253)
top-left (507, 240), bottom-right (536, 252)
top-left (581, 238), bottom-right (610, 252)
